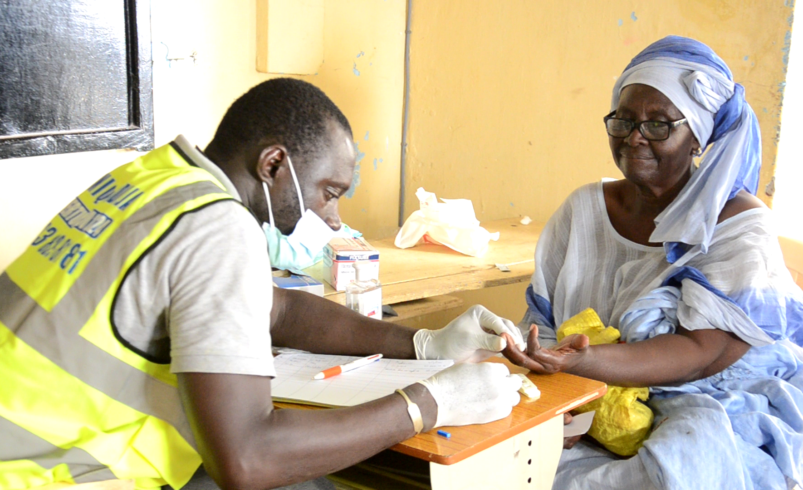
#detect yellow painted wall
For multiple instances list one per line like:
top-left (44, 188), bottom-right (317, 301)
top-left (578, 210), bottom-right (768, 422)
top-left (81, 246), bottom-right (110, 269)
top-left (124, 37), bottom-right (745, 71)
top-left (401, 0), bottom-right (795, 330)
top-left (404, 0), bottom-right (793, 226)
top-left (0, 0), bottom-right (406, 271)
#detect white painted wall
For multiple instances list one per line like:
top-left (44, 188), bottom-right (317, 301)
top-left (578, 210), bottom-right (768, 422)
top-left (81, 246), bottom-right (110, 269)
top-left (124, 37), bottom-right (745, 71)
top-left (774, 13), bottom-right (803, 241)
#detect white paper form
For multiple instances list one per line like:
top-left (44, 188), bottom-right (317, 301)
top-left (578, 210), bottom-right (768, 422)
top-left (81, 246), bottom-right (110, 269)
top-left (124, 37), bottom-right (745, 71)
top-left (271, 353), bottom-right (453, 407)
top-left (563, 411), bottom-right (595, 438)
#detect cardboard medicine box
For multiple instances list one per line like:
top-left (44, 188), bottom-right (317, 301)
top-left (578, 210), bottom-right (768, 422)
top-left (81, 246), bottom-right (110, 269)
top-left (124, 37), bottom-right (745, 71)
top-left (323, 237), bottom-right (379, 291)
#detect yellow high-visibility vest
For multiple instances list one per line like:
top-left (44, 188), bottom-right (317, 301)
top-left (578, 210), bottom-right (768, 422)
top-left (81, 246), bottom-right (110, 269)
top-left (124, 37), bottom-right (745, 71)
top-left (0, 142), bottom-right (239, 490)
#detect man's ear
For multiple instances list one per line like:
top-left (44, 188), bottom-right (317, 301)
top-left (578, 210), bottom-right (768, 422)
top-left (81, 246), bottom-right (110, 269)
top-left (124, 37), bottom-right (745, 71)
top-left (256, 145), bottom-right (287, 185)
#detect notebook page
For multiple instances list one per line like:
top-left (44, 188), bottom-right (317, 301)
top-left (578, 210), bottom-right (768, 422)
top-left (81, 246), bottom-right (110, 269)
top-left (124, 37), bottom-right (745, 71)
top-left (271, 353), bottom-right (454, 407)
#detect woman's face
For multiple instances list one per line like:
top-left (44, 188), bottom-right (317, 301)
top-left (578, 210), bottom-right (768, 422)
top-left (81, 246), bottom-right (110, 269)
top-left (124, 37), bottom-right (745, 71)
top-left (609, 84), bottom-right (700, 196)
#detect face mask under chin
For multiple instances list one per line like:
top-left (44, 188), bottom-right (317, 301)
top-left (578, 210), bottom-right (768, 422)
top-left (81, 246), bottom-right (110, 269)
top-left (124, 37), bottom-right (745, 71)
top-left (260, 155), bottom-right (349, 274)
top-left (262, 209), bottom-right (336, 274)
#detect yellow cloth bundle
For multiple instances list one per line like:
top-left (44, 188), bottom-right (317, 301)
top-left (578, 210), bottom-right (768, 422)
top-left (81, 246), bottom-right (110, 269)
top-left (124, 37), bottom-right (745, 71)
top-left (557, 308), bottom-right (653, 456)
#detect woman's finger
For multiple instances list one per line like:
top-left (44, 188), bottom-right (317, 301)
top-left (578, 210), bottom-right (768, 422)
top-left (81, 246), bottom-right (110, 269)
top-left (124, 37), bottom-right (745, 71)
top-left (527, 324), bottom-right (540, 356)
top-left (563, 435), bottom-right (582, 449)
top-left (500, 333), bottom-right (556, 373)
top-left (555, 333), bottom-right (590, 353)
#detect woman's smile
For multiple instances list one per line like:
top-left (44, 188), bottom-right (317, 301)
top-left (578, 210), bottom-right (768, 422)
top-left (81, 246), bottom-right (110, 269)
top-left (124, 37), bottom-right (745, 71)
top-left (618, 151), bottom-right (655, 161)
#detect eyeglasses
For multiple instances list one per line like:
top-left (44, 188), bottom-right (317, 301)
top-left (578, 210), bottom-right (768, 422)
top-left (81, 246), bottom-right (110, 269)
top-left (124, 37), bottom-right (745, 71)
top-left (603, 111), bottom-right (688, 141)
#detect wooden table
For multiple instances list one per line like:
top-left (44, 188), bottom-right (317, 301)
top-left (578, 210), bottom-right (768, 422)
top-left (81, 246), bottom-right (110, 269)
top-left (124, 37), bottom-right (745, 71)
top-left (399, 359), bottom-right (605, 490)
top-left (303, 217), bottom-right (545, 316)
top-left (277, 359), bottom-right (606, 490)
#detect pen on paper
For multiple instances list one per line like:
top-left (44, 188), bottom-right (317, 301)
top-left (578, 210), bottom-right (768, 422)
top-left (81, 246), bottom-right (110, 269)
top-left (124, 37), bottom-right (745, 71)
top-left (312, 354), bottom-right (383, 380)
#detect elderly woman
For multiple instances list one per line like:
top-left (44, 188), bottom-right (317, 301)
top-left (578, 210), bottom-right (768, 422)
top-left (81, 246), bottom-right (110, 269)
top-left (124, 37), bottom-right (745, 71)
top-left (505, 36), bottom-right (803, 489)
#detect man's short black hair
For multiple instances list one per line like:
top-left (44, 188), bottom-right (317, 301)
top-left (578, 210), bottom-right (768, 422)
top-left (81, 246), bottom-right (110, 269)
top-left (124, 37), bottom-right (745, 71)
top-left (209, 78), bottom-right (352, 162)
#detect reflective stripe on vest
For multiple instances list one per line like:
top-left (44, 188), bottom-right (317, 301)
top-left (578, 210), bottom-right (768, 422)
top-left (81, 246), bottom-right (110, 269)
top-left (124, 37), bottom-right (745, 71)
top-left (0, 415), bottom-right (117, 486)
top-left (0, 143), bottom-right (237, 490)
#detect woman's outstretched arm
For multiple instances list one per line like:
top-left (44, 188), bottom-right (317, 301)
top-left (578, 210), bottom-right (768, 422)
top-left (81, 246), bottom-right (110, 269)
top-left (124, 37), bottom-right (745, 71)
top-left (502, 325), bottom-right (751, 387)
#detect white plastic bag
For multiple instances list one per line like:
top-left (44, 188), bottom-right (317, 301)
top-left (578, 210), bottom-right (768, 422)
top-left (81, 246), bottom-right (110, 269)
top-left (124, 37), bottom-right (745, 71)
top-left (394, 188), bottom-right (499, 257)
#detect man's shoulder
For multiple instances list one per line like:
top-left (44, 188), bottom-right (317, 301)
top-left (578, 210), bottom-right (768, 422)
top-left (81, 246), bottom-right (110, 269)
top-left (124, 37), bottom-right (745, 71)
top-left (178, 199), bottom-right (260, 233)
top-left (159, 199), bottom-right (266, 264)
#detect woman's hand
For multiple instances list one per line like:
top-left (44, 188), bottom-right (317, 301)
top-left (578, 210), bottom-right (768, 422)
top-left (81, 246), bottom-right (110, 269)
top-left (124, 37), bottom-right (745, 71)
top-left (563, 413), bottom-right (582, 449)
top-left (501, 324), bottom-right (590, 374)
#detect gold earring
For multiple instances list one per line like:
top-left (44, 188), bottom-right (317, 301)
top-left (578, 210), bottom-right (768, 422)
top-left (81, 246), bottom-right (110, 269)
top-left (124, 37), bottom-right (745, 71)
top-left (693, 148), bottom-right (703, 157)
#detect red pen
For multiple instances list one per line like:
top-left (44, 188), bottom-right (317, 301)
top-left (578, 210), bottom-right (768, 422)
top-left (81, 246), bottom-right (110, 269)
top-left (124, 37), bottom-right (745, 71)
top-left (312, 354), bottom-right (383, 380)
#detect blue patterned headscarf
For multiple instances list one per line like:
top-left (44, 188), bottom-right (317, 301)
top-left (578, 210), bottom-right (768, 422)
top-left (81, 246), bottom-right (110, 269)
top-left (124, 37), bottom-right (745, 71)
top-left (611, 36), bottom-right (761, 262)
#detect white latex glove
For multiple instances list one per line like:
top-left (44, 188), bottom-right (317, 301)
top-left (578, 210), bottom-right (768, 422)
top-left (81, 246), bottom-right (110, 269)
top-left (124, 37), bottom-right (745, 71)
top-left (418, 363), bottom-right (522, 428)
top-left (413, 305), bottom-right (526, 363)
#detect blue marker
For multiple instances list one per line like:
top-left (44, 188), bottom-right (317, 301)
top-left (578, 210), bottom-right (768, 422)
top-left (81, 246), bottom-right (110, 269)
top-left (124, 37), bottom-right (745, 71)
top-left (437, 430), bottom-right (451, 439)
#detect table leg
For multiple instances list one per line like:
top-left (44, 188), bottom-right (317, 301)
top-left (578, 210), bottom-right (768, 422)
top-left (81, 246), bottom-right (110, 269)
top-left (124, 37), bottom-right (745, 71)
top-left (429, 415), bottom-right (563, 490)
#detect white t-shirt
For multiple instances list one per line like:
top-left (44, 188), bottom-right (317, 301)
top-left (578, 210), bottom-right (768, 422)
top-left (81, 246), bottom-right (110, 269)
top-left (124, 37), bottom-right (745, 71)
top-left (112, 136), bottom-right (276, 377)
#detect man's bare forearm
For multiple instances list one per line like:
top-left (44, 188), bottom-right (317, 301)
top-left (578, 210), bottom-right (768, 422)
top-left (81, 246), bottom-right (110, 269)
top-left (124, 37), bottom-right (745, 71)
top-left (179, 373), bottom-right (435, 490)
top-left (270, 287), bottom-right (418, 359)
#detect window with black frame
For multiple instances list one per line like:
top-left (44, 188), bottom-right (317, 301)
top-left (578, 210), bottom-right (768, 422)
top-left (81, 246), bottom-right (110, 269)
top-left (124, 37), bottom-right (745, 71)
top-left (0, 0), bottom-right (153, 159)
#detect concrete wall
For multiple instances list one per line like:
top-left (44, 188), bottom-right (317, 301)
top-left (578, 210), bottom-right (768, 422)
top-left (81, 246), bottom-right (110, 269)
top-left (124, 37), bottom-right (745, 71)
top-left (0, 0), bottom-right (407, 271)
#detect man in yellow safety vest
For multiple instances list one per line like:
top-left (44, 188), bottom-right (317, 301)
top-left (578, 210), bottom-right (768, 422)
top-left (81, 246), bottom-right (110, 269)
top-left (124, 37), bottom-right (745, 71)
top-left (0, 78), bottom-right (526, 490)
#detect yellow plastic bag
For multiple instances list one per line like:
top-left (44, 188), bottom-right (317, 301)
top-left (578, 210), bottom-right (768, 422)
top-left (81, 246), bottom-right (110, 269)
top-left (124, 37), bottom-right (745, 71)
top-left (557, 308), bottom-right (653, 456)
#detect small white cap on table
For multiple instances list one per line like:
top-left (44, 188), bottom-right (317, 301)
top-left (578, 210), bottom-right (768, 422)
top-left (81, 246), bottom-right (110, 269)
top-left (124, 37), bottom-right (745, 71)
top-left (515, 373), bottom-right (541, 400)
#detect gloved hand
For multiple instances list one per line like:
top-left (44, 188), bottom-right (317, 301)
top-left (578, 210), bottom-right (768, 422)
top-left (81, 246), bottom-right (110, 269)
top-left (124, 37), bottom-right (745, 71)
top-left (413, 305), bottom-right (526, 363)
top-left (417, 363), bottom-right (522, 428)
